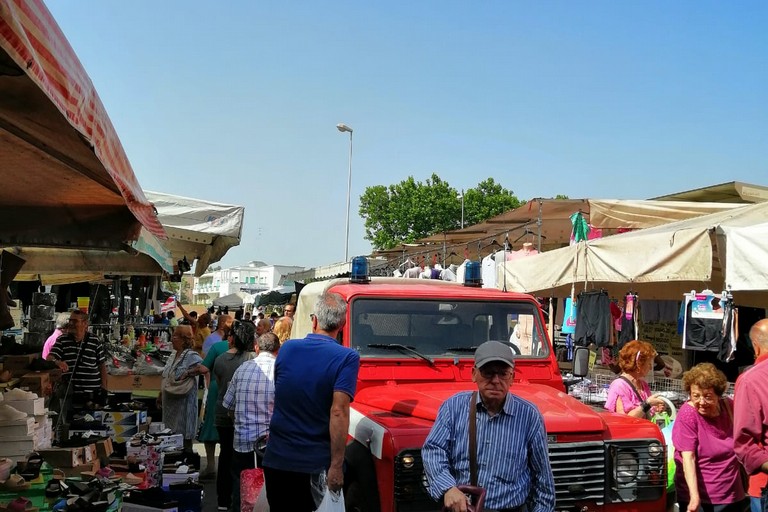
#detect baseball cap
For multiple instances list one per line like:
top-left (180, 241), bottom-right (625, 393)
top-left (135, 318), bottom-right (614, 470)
top-left (474, 341), bottom-right (515, 368)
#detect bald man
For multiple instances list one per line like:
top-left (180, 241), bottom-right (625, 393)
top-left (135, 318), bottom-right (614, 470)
top-left (734, 319), bottom-right (768, 512)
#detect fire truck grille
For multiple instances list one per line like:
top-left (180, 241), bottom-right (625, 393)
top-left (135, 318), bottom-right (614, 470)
top-left (548, 441), bottom-right (606, 507)
top-left (393, 451), bottom-right (434, 511)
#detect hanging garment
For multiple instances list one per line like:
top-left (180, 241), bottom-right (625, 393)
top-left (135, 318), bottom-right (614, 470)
top-left (574, 290), bottom-right (612, 347)
top-left (618, 293), bottom-right (638, 348)
top-left (682, 291), bottom-right (736, 362)
top-left (481, 255), bottom-right (497, 289)
top-left (561, 298), bottom-right (577, 334)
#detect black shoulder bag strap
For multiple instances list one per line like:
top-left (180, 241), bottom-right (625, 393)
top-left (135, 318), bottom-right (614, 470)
top-left (618, 375), bottom-right (645, 403)
top-left (469, 391), bottom-right (478, 487)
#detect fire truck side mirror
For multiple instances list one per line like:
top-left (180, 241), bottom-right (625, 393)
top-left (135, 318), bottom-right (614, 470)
top-left (572, 347), bottom-right (590, 378)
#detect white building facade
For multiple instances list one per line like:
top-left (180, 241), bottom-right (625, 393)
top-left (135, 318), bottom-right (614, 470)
top-left (192, 261), bottom-right (304, 304)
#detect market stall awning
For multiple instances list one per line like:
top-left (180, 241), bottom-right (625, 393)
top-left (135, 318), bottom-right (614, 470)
top-left (285, 258), bottom-right (388, 283)
top-left (212, 291), bottom-right (254, 308)
top-left (375, 198), bottom-right (743, 262)
top-left (0, 0), bottom-right (165, 250)
top-left (498, 202), bottom-right (768, 304)
top-left (144, 191), bottom-right (245, 277)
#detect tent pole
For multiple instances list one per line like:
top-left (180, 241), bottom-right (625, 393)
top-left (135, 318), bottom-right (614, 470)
top-left (537, 200), bottom-right (543, 252)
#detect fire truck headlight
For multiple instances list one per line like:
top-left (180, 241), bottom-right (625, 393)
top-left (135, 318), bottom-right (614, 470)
top-left (647, 442), bottom-right (663, 459)
top-left (614, 450), bottom-right (639, 484)
top-left (401, 454), bottom-right (415, 468)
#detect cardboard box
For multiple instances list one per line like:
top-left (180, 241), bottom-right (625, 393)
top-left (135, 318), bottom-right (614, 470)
top-left (38, 447), bottom-right (85, 467)
top-left (19, 370), bottom-right (61, 397)
top-left (83, 443), bottom-right (98, 463)
top-left (161, 471), bottom-right (199, 486)
top-left (158, 434), bottom-right (184, 451)
top-left (0, 436), bottom-right (37, 458)
top-left (105, 374), bottom-right (162, 391)
top-left (107, 424), bottom-right (139, 441)
top-left (96, 438), bottom-right (114, 459)
top-left (5, 397), bottom-right (45, 415)
top-left (93, 410), bottom-right (147, 426)
top-left (58, 461), bottom-right (100, 478)
top-left (0, 417), bottom-right (35, 436)
top-left (126, 443), bottom-right (148, 462)
top-left (3, 354), bottom-right (37, 377)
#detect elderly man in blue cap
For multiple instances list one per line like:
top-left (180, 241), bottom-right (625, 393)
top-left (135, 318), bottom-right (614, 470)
top-left (423, 341), bottom-right (556, 512)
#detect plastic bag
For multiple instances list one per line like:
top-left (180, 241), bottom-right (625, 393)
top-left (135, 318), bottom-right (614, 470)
top-left (315, 487), bottom-right (345, 512)
top-left (241, 466), bottom-right (265, 512)
top-left (252, 485), bottom-right (269, 512)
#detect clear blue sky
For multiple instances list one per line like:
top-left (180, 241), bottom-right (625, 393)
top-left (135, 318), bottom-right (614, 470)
top-left (46, 1), bottom-right (768, 269)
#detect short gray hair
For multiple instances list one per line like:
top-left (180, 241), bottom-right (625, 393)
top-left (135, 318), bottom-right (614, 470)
top-left (313, 292), bottom-right (347, 332)
top-left (257, 332), bottom-right (280, 353)
top-left (55, 312), bottom-right (70, 329)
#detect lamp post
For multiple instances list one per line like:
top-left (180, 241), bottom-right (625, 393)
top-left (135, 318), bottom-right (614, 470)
top-left (458, 189), bottom-right (465, 229)
top-left (337, 123), bottom-right (353, 261)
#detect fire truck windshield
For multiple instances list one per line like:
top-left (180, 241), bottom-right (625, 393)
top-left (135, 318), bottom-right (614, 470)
top-left (349, 298), bottom-right (549, 359)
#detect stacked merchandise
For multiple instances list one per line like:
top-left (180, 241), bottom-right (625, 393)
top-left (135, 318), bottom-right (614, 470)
top-left (24, 293), bottom-right (57, 350)
top-left (0, 388), bottom-right (52, 461)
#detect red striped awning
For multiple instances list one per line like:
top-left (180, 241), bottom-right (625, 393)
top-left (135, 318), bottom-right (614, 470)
top-left (0, 0), bottom-right (165, 240)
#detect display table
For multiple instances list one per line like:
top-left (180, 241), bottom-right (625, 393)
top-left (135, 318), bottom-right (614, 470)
top-left (105, 374), bottom-right (162, 392)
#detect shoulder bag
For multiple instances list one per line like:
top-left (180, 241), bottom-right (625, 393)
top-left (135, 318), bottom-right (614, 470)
top-left (164, 350), bottom-right (197, 396)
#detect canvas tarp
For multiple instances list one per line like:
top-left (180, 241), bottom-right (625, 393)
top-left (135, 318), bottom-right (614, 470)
top-left (212, 291), bottom-right (254, 308)
top-left (380, 198), bottom-right (743, 261)
top-left (144, 191), bottom-right (244, 277)
top-left (12, 191), bottom-right (243, 283)
top-left (0, 0), bottom-right (165, 248)
top-left (498, 202), bottom-right (768, 304)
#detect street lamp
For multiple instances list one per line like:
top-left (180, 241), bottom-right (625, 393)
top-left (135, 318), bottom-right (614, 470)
top-left (337, 123), bottom-right (353, 261)
top-left (457, 189), bottom-right (465, 229)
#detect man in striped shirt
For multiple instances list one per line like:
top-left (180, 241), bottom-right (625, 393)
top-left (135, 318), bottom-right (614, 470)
top-left (423, 341), bottom-right (555, 512)
top-left (47, 309), bottom-right (107, 399)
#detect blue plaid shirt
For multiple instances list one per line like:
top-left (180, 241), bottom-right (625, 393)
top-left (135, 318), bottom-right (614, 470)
top-left (422, 391), bottom-right (556, 511)
top-left (222, 352), bottom-right (275, 453)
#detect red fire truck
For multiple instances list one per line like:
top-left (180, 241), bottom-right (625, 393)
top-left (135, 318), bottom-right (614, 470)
top-left (291, 273), bottom-right (666, 512)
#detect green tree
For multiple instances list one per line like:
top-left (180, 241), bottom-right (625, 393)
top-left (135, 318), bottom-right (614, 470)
top-left (163, 279), bottom-right (191, 304)
top-left (359, 175), bottom-right (521, 250)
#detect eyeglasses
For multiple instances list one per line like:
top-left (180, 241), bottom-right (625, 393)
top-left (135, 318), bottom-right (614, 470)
top-left (690, 393), bottom-right (717, 404)
top-left (309, 314), bottom-right (316, 321)
top-left (478, 367), bottom-right (514, 380)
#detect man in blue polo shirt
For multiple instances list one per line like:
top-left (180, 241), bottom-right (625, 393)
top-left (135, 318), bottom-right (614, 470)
top-left (263, 292), bottom-right (360, 512)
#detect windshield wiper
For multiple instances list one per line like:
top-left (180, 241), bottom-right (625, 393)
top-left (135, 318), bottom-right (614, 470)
top-left (445, 346), bottom-right (478, 352)
top-left (367, 343), bottom-right (435, 366)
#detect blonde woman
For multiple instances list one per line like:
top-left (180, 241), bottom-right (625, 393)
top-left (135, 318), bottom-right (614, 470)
top-left (272, 316), bottom-right (293, 344)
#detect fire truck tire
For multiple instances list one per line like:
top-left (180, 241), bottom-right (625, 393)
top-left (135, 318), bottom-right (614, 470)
top-left (344, 441), bottom-right (381, 512)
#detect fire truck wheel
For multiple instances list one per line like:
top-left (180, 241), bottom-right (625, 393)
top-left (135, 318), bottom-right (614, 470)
top-left (344, 441), bottom-right (380, 512)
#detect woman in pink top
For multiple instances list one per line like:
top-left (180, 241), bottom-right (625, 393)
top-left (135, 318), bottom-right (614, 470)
top-left (41, 313), bottom-right (69, 359)
top-left (672, 363), bottom-right (748, 512)
top-left (605, 340), bottom-right (665, 418)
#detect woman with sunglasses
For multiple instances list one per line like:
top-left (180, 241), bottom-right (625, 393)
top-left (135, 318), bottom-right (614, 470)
top-left (605, 340), bottom-right (666, 418)
top-left (672, 363), bottom-right (748, 512)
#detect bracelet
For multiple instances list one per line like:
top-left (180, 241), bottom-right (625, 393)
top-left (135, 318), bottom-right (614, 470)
top-left (641, 401), bottom-right (651, 414)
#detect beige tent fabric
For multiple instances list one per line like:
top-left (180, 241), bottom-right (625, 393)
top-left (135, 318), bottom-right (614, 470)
top-left (588, 200), bottom-right (743, 229)
top-left (498, 202), bottom-right (768, 303)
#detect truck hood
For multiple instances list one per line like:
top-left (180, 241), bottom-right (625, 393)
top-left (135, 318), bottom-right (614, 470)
top-left (355, 382), bottom-right (606, 434)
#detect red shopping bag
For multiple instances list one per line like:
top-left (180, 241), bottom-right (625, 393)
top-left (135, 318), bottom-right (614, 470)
top-left (240, 466), bottom-right (265, 512)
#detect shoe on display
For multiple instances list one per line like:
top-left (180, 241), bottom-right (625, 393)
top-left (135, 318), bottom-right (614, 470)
top-left (4, 388), bottom-right (38, 400)
top-left (0, 404), bottom-right (27, 421)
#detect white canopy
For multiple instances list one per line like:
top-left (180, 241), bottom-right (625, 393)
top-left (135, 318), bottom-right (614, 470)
top-left (212, 291), bottom-right (255, 308)
top-left (498, 202), bottom-right (768, 303)
top-left (144, 191), bottom-right (244, 277)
